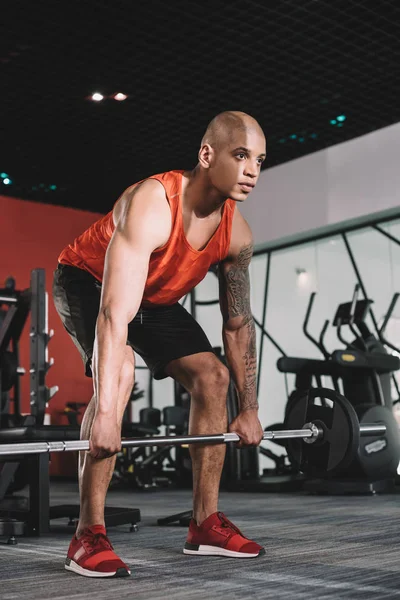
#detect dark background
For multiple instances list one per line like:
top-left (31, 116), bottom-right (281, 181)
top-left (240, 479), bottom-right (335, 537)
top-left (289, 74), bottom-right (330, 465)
top-left (2, 0), bottom-right (400, 212)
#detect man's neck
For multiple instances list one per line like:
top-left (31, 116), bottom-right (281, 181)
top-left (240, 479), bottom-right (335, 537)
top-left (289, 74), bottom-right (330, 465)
top-left (183, 166), bottom-right (228, 218)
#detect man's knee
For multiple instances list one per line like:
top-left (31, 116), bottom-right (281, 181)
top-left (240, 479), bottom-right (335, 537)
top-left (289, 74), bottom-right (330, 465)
top-left (192, 357), bottom-right (230, 400)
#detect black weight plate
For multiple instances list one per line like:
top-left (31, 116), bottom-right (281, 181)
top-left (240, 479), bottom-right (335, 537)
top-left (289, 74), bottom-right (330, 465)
top-left (284, 388), bottom-right (360, 477)
top-left (348, 404), bottom-right (400, 479)
top-left (0, 351), bottom-right (18, 392)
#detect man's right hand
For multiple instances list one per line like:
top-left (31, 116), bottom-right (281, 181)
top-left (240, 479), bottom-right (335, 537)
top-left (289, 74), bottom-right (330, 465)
top-left (88, 412), bottom-right (121, 459)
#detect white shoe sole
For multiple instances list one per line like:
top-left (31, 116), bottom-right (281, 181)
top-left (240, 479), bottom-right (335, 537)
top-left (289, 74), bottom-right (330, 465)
top-left (65, 559), bottom-right (131, 577)
top-left (183, 544), bottom-right (263, 559)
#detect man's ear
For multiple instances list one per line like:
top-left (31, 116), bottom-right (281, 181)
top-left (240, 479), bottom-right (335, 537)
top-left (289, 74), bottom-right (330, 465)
top-left (198, 143), bottom-right (214, 169)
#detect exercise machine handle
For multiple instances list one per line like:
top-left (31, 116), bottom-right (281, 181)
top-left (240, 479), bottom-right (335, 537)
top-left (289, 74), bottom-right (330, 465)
top-left (349, 284), bottom-right (360, 325)
top-left (379, 292), bottom-right (400, 342)
top-left (303, 292), bottom-right (330, 359)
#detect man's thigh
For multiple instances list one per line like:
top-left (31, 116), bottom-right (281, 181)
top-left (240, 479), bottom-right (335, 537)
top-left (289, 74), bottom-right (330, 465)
top-left (128, 303), bottom-right (214, 381)
top-left (52, 264), bottom-right (101, 376)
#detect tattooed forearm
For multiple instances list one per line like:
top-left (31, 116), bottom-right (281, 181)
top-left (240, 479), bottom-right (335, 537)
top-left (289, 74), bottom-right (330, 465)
top-left (241, 317), bottom-right (258, 410)
top-left (220, 242), bottom-right (258, 411)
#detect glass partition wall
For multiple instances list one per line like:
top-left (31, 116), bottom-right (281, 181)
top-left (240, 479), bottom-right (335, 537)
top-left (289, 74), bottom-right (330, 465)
top-left (193, 212), bottom-right (400, 471)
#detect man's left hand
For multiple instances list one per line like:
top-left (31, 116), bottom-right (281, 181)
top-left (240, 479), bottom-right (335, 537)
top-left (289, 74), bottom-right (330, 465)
top-left (228, 409), bottom-right (264, 448)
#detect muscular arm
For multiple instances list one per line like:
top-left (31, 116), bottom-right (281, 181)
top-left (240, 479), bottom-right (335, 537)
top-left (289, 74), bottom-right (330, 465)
top-left (219, 216), bottom-right (257, 412)
top-left (93, 179), bottom-right (171, 415)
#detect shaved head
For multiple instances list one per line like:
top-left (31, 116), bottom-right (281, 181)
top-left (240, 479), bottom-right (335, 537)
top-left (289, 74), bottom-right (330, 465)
top-left (201, 111), bottom-right (265, 150)
top-left (195, 110), bottom-right (266, 203)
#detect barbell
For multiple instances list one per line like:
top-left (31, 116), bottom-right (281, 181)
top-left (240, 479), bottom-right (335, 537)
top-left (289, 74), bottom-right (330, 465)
top-left (0, 423), bottom-right (387, 457)
top-left (0, 387), bottom-right (397, 477)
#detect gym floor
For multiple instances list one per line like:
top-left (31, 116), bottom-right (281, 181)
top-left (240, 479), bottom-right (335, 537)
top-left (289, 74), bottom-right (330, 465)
top-left (1, 482), bottom-right (400, 599)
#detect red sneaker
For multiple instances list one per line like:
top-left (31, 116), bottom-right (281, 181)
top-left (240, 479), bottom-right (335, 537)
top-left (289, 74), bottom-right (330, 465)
top-left (65, 525), bottom-right (131, 577)
top-left (184, 512), bottom-right (265, 559)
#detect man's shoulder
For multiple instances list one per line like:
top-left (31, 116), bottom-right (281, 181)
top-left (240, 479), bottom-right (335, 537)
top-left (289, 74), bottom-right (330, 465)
top-left (222, 208), bottom-right (253, 264)
top-left (123, 169), bottom-right (182, 191)
top-left (128, 169), bottom-right (184, 200)
top-left (230, 208), bottom-right (253, 243)
top-left (113, 176), bottom-right (171, 226)
top-left (149, 169), bottom-right (184, 179)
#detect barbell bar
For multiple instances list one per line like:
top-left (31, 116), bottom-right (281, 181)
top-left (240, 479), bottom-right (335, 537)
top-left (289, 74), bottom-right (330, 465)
top-left (0, 422), bottom-right (387, 456)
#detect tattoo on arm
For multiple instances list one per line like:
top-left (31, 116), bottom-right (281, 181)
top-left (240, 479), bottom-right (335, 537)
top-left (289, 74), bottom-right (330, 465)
top-left (220, 243), bottom-right (253, 323)
top-left (220, 243), bottom-right (258, 410)
top-left (241, 317), bottom-right (258, 410)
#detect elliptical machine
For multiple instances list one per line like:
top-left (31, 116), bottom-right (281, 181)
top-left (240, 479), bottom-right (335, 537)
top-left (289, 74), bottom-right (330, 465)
top-left (277, 285), bottom-right (400, 494)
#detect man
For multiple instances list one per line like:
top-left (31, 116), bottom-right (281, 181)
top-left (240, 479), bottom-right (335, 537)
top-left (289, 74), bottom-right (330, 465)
top-left (53, 110), bottom-right (267, 578)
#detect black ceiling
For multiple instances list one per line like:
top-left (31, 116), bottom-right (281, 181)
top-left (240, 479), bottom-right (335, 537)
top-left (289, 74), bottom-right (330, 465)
top-left (2, 0), bottom-right (400, 213)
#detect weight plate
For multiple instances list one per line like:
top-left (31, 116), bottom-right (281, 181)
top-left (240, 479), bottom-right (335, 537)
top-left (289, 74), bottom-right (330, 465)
top-left (348, 404), bottom-right (400, 479)
top-left (0, 351), bottom-right (18, 392)
top-left (284, 387), bottom-right (360, 477)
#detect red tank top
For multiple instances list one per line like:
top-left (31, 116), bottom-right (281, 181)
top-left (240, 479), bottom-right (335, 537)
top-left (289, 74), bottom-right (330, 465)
top-left (58, 170), bottom-right (236, 306)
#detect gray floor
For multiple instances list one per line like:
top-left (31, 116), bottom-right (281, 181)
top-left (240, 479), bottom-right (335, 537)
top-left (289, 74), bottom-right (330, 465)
top-left (1, 481), bottom-right (400, 599)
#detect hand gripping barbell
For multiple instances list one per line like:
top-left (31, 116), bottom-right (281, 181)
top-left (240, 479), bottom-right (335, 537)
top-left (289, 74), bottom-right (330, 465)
top-left (0, 388), bottom-right (396, 477)
top-left (0, 411), bottom-right (387, 476)
top-left (0, 422), bottom-right (386, 458)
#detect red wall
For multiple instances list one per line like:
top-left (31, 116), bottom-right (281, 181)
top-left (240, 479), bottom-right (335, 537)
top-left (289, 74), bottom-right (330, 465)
top-left (0, 194), bottom-right (104, 474)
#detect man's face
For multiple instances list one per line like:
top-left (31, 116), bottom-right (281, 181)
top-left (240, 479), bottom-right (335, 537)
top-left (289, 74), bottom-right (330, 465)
top-left (208, 128), bottom-right (266, 201)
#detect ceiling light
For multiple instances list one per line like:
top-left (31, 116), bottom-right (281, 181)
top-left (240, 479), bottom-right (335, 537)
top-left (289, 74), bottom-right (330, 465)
top-left (113, 92), bottom-right (128, 101)
top-left (3, 178), bottom-right (12, 185)
top-left (91, 92), bottom-right (104, 102)
top-left (330, 115), bottom-right (347, 127)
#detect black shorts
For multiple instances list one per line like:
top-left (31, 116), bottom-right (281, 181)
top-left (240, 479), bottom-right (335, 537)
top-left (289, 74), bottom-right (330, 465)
top-left (52, 264), bottom-right (214, 380)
